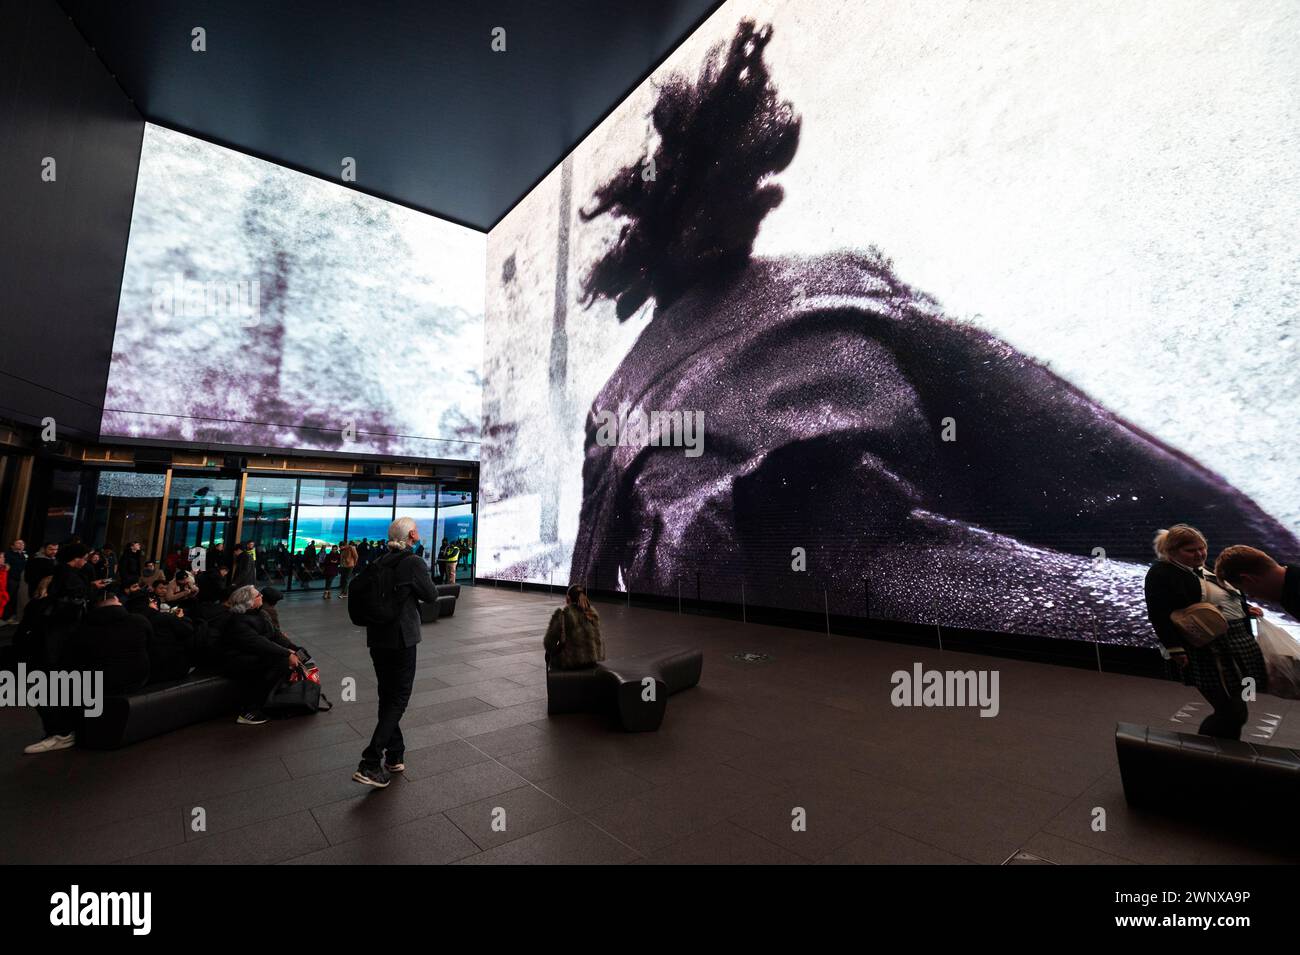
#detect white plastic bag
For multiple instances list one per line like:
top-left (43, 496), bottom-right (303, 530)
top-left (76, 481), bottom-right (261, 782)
top-left (1256, 618), bottom-right (1300, 700)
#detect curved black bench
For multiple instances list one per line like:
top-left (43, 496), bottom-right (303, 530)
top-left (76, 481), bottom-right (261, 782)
top-left (546, 646), bottom-right (703, 732)
top-left (1115, 721), bottom-right (1300, 813)
top-left (418, 584), bottom-right (459, 621)
top-left (79, 672), bottom-right (241, 750)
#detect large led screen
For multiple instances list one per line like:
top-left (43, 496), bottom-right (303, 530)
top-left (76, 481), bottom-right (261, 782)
top-left (101, 124), bottom-right (486, 460)
top-left (479, 0), bottom-right (1300, 643)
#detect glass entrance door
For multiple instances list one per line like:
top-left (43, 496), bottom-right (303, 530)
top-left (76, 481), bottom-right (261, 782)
top-left (163, 475), bottom-right (239, 572)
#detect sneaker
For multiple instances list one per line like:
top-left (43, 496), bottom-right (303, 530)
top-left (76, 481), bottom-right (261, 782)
top-left (23, 733), bottom-right (75, 754)
top-left (352, 764), bottom-right (392, 788)
top-left (383, 759), bottom-right (405, 773)
top-left (236, 711), bottom-right (268, 725)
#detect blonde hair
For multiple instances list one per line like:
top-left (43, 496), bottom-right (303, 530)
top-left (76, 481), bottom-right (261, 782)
top-left (1153, 524), bottom-right (1207, 561)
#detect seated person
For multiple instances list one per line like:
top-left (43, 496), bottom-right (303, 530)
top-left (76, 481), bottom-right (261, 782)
top-left (219, 585), bottom-right (300, 725)
top-left (196, 565), bottom-right (230, 605)
top-left (164, 570), bottom-right (200, 607)
top-left (254, 586), bottom-right (312, 658)
top-left (138, 561), bottom-right (165, 591)
top-left (126, 591), bottom-right (194, 684)
top-left (543, 585), bottom-right (606, 670)
top-left (64, 589), bottom-right (151, 696)
top-left (1215, 546), bottom-right (1300, 620)
top-left (12, 574), bottom-right (53, 667)
top-left (150, 579), bottom-right (173, 612)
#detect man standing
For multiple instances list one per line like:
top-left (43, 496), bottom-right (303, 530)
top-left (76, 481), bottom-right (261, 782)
top-left (24, 542), bottom-right (57, 594)
top-left (2, 539), bottom-right (26, 622)
top-left (119, 540), bottom-right (145, 587)
top-left (438, 539), bottom-right (460, 585)
top-left (338, 540), bottom-right (358, 597)
top-left (353, 516), bottom-right (438, 788)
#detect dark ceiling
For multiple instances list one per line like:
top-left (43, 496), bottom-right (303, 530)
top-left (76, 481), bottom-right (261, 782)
top-left (59, 0), bottom-right (722, 231)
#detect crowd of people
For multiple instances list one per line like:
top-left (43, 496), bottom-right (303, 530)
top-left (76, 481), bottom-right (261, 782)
top-left (5, 535), bottom-right (331, 755)
top-left (155, 536), bottom-right (471, 599)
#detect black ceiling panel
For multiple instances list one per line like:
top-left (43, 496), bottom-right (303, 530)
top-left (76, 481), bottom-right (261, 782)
top-left (59, 0), bottom-right (723, 231)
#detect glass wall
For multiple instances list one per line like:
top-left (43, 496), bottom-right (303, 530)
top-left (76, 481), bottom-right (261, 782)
top-left (344, 482), bottom-right (396, 568)
top-left (397, 483), bottom-right (438, 568)
top-left (18, 466), bottom-right (475, 591)
top-left (291, 479), bottom-right (350, 590)
top-left (89, 470), bottom-right (167, 559)
top-left (435, 488), bottom-right (474, 584)
top-left (242, 476), bottom-right (297, 586)
top-left (163, 475), bottom-right (239, 572)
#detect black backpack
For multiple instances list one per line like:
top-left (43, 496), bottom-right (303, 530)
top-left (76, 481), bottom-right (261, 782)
top-left (347, 552), bottom-right (413, 627)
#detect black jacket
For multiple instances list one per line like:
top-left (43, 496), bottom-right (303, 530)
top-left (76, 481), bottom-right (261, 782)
top-left (221, 608), bottom-right (292, 670)
top-left (12, 595), bottom-right (51, 666)
top-left (196, 570), bottom-right (229, 604)
top-left (231, 552), bottom-right (257, 588)
top-left (365, 550), bottom-right (438, 650)
top-left (1143, 561), bottom-right (1203, 653)
top-left (5, 548), bottom-right (26, 582)
top-left (1284, 565), bottom-right (1300, 620)
top-left (140, 607), bottom-right (195, 683)
top-left (63, 605), bottom-right (151, 695)
top-left (24, 554), bottom-right (56, 589)
top-left (119, 550), bottom-right (144, 583)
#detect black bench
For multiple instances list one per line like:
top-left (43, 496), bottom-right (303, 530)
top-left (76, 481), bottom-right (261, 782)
top-left (418, 584), bottom-right (460, 624)
top-left (436, 584), bottom-right (459, 618)
top-left (547, 646), bottom-right (703, 732)
top-left (78, 672), bottom-right (242, 750)
top-left (1115, 721), bottom-right (1300, 813)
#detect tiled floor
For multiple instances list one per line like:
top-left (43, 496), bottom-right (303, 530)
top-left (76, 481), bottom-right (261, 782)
top-left (3, 586), bottom-right (1297, 864)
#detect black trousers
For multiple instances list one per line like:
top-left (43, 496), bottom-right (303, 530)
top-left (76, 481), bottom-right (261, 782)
top-left (362, 644), bottom-right (418, 767)
top-left (1198, 680), bottom-right (1249, 739)
top-left (227, 662), bottom-right (286, 712)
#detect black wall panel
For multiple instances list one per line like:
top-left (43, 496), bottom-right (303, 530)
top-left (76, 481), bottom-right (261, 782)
top-left (0, 0), bottom-right (143, 439)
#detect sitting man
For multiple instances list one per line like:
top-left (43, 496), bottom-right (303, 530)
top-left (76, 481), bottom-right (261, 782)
top-left (126, 591), bottom-right (195, 683)
top-left (164, 569), bottom-right (200, 608)
top-left (65, 589), bottom-right (152, 695)
top-left (23, 586), bottom-right (149, 754)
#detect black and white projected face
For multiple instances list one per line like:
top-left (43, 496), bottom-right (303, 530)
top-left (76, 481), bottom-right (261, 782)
top-left (478, 0), bottom-right (1300, 643)
top-left (102, 124), bottom-right (486, 461)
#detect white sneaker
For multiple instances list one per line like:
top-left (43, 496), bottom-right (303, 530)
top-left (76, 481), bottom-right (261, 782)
top-left (23, 733), bottom-right (75, 754)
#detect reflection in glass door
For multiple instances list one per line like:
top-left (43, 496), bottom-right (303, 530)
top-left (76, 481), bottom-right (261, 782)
top-left (241, 476), bottom-right (297, 587)
top-left (291, 479), bottom-right (350, 590)
top-left (436, 489), bottom-right (474, 584)
top-left (163, 475), bottom-right (239, 570)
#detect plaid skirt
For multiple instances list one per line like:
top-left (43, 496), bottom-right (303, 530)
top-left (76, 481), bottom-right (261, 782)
top-left (1184, 617), bottom-right (1268, 698)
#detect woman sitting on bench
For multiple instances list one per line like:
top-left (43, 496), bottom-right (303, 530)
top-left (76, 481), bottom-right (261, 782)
top-left (544, 585), bottom-right (606, 670)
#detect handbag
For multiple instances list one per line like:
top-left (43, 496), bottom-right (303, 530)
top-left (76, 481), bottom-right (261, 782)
top-left (1169, 574), bottom-right (1227, 648)
top-left (1255, 618), bottom-right (1300, 699)
top-left (265, 664), bottom-right (323, 714)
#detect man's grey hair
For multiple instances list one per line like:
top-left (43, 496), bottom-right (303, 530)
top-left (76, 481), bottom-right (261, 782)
top-left (387, 516), bottom-right (418, 549)
top-left (229, 584), bottom-right (261, 613)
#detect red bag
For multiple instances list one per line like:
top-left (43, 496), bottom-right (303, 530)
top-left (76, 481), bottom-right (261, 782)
top-left (289, 664), bottom-right (321, 685)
